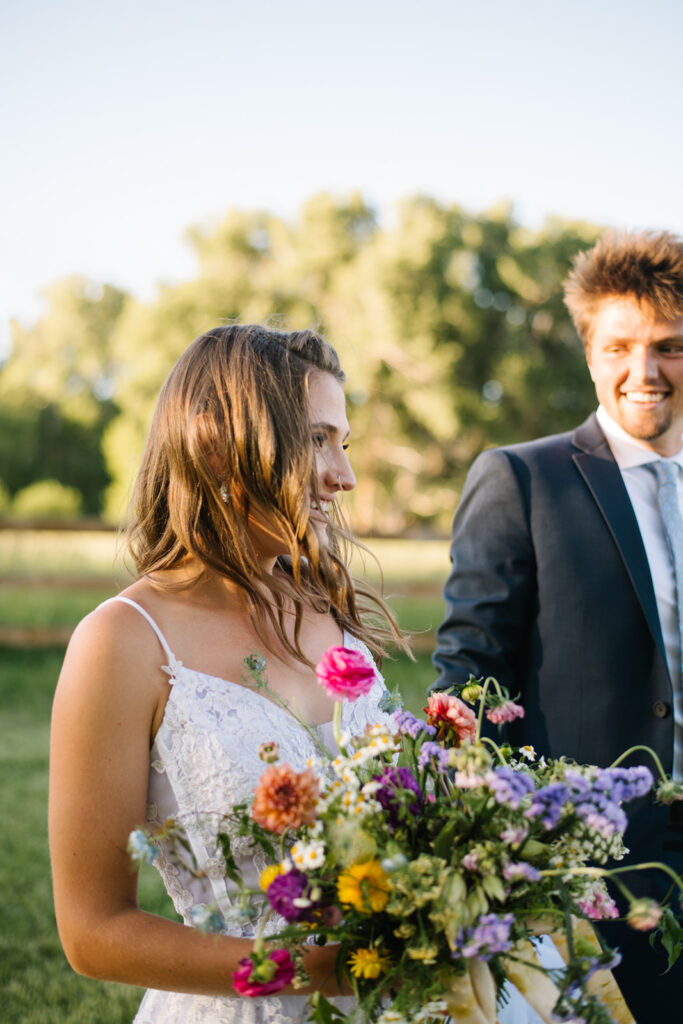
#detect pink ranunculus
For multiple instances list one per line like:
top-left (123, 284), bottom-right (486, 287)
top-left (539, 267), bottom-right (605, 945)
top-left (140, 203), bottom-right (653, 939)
top-left (626, 898), bottom-right (663, 932)
top-left (233, 948), bottom-right (296, 997)
top-left (423, 692), bottom-right (477, 745)
top-left (486, 700), bottom-right (525, 725)
top-left (315, 646), bottom-right (376, 701)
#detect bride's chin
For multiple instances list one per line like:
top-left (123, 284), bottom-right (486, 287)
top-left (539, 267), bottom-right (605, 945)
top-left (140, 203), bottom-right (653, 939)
top-left (310, 518), bottom-right (331, 549)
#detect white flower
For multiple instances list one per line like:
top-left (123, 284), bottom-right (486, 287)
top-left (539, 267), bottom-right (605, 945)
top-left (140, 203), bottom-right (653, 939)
top-left (415, 1000), bottom-right (449, 1022)
top-left (290, 840), bottom-right (326, 870)
top-left (519, 745), bottom-right (537, 761)
top-left (340, 766), bottom-right (361, 788)
top-left (361, 780), bottom-right (383, 796)
top-left (377, 1011), bottom-right (408, 1024)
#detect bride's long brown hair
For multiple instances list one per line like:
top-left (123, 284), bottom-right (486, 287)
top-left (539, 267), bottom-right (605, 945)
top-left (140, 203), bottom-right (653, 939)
top-left (127, 324), bottom-right (407, 665)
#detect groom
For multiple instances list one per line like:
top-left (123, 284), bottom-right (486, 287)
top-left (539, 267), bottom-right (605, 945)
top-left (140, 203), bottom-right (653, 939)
top-left (433, 229), bottom-right (683, 1020)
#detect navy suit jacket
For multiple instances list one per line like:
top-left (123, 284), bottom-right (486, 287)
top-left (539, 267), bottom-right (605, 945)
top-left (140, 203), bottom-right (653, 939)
top-left (433, 413), bottom-right (683, 1018)
top-left (434, 412), bottom-right (674, 769)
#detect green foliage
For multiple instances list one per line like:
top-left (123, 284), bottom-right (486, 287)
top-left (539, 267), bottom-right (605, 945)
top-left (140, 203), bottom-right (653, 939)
top-left (11, 480), bottom-right (83, 520)
top-left (1, 277), bottom-right (126, 515)
top-left (2, 198), bottom-right (604, 532)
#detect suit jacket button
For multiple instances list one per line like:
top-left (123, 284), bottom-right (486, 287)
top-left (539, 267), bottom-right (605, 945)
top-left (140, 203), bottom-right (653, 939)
top-left (653, 700), bottom-right (671, 718)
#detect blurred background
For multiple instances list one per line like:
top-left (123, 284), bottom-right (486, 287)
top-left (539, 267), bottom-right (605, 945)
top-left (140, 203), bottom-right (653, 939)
top-left (2, 1), bottom-right (683, 1019)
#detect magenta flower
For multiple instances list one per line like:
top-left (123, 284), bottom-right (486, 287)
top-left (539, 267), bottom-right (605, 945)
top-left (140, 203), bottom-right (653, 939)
top-left (233, 948), bottom-right (296, 996)
top-left (315, 646), bottom-right (376, 701)
top-left (486, 700), bottom-right (525, 725)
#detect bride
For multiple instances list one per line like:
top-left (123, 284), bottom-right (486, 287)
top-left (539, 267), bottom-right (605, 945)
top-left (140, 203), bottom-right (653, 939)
top-left (49, 322), bottom-right (552, 1024)
top-left (49, 324), bottom-right (408, 1022)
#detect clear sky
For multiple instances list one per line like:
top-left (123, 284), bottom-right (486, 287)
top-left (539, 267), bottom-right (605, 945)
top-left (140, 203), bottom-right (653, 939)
top-left (2, 0), bottom-right (682, 354)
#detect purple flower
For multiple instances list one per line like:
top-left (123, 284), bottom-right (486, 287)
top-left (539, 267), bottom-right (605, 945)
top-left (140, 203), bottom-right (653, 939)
top-left (486, 766), bottom-right (535, 809)
top-left (373, 766), bottom-right (423, 830)
top-left (604, 765), bottom-right (653, 801)
top-left (393, 709), bottom-right (437, 739)
top-left (525, 782), bottom-right (569, 829)
top-left (455, 913), bottom-right (515, 960)
top-left (502, 861), bottom-right (541, 883)
top-left (418, 742), bottom-right (451, 772)
top-left (266, 868), bottom-right (316, 922)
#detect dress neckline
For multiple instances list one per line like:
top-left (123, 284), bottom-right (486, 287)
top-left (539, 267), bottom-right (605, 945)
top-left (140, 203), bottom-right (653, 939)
top-left (165, 657), bottom-right (337, 731)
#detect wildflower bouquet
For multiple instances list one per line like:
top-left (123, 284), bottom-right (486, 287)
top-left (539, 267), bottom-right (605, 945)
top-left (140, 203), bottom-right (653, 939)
top-left (130, 648), bottom-right (683, 1024)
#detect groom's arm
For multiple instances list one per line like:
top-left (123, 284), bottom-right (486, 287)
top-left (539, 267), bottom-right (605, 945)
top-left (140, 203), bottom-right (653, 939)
top-left (432, 447), bottom-right (537, 693)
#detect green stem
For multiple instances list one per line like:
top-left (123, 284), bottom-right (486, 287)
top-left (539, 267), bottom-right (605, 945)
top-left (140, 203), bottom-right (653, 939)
top-left (475, 676), bottom-right (505, 742)
top-left (541, 861), bottom-right (683, 899)
top-left (608, 744), bottom-right (668, 782)
top-left (252, 906), bottom-right (274, 957)
top-left (480, 735), bottom-right (509, 764)
top-left (333, 700), bottom-right (343, 751)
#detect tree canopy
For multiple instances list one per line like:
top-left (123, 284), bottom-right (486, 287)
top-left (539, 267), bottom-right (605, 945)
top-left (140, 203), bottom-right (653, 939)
top-left (1, 194), bottom-right (601, 532)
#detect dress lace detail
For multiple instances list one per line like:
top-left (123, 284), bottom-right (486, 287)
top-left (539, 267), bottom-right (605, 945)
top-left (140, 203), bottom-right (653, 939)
top-left (108, 597), bottom-right (392, 1024)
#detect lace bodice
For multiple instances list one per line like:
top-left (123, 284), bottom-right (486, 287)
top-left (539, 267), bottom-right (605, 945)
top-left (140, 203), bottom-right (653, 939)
top-left (109, 597), bottom-right (394, 1024)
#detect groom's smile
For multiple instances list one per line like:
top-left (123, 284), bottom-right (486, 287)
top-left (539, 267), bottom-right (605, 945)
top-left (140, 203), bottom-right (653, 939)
top-left (586, 294), bottom-right (683, 455)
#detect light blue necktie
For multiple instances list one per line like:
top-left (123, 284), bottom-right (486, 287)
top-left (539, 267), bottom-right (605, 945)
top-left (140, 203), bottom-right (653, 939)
top-left (652, 460), bottom-right (683, 685)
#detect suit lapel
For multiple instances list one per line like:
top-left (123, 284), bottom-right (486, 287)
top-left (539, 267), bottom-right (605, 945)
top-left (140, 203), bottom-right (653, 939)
top-left (572, 414), bottom-right (667, 663)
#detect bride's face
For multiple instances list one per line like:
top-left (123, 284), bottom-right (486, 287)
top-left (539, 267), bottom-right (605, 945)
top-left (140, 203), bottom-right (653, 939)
top-left (307, 371), bottom-right (356, 543)
top-left (246, 371), bottom-right (356, 560)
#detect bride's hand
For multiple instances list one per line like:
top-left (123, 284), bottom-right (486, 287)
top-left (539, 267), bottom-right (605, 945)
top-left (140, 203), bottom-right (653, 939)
top-left (297, 944), bottom-right (354, 997)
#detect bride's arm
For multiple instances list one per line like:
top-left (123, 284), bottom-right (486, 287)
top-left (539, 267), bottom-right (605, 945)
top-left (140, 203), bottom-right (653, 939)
top-left (48, 602), bottom-right (344, 998)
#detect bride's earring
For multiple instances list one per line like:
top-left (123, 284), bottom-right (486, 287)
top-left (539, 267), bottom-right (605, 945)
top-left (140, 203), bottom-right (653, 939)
top-left (219, 481), bottom-right (230, 503)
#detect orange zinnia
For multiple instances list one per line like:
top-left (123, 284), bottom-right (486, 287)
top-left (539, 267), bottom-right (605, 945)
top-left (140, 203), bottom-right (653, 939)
top-left (251, 762), bottom-right (319, 834)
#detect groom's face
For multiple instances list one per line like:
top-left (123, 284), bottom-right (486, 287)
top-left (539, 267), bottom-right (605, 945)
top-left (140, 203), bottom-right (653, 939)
top-left (586, 295), bottom-right (683, 456)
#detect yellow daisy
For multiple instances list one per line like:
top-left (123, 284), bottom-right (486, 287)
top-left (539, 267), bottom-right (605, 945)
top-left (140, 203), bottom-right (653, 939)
top-left (337, 859), bottom-right (390, 913)
top-left (348, 946), bottom-right (392, 979)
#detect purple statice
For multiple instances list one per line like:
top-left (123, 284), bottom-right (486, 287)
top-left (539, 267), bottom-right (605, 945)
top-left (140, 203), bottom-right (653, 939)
top-left (564, 770), bottom-right (628, 839)
top-left (455, 913), bottom-right (515, 960)
top-left (418, 741), bottom-right (451, 772)
top-left (525, 782), bottom-right (569, 829)
top-left (266, 868), bottom-right (316, 922)
top-left (603, 765), bottom-right (653, 802)
top-left (486, 766), bottom-right (535, 809)
top-left (394, 709), bottom-right (437, 739)
top-left (373, 765), bottom-right (423, 830)
top-left (502, 861), bottom-right (541, 883)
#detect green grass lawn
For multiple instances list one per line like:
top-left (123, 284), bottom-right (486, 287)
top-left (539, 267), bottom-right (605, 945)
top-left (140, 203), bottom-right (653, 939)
top-left (0, 533), bottom-right (445, 1020)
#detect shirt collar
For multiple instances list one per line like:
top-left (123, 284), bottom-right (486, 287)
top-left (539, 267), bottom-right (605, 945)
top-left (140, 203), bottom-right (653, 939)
top-left (595, 406), bottom-right (683, 470)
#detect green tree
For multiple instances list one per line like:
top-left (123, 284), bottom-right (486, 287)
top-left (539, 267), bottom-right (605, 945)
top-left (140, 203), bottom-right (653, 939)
top-left (0, 277), bottom-right (127, 513)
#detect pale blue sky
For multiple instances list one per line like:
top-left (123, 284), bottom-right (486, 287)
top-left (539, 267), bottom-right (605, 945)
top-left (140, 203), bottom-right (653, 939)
top-left (2, 0), bottom-right (682, 353)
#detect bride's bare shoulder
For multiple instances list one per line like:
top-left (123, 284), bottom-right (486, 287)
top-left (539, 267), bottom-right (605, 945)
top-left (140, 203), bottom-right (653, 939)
top-left (60, 581), bottom-right (172, 699)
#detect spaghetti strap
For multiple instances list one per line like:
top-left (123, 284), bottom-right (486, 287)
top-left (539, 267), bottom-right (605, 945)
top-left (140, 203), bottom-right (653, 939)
top-left (103, 596), bottom-right (176, 665)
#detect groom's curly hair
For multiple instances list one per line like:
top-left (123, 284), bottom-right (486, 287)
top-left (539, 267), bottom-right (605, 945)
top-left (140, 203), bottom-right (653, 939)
top-left (564, 230), bottom-right (683, 347)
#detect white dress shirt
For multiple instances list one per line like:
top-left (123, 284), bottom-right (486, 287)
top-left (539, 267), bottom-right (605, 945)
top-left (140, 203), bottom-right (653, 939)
top-left (596, 406), bottom-right (683, 777)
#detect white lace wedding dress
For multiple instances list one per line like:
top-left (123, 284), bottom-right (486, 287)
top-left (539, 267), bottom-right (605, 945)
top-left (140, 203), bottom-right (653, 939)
top-left (114, 597), bottom-right (545, 1024)
top-left (110, 597), bottom-right (389, 1024)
